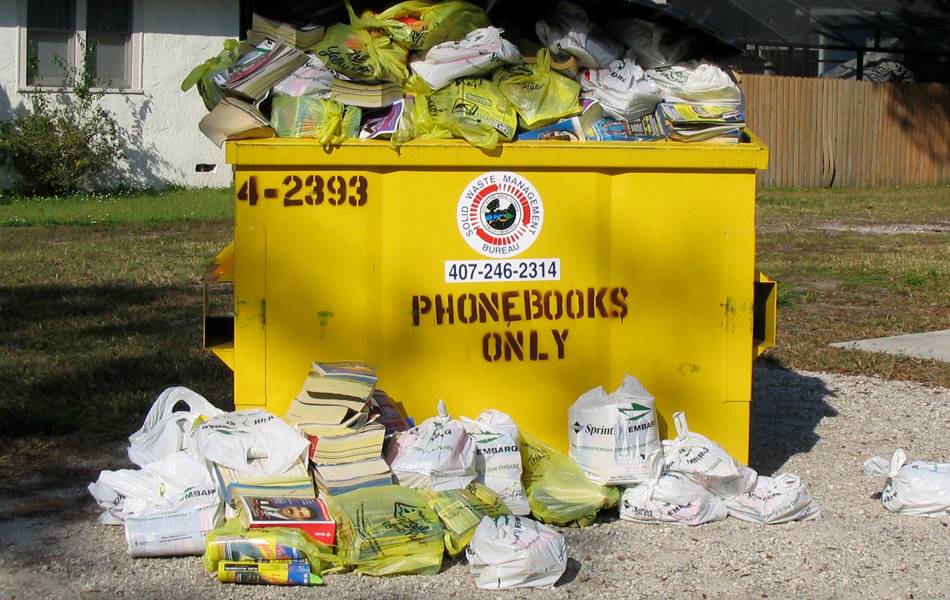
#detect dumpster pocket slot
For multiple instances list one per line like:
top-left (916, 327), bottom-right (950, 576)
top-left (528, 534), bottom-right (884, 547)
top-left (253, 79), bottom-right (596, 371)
top-left (753, 272), bottom-right (777, 358)
top-left (203, 241), bottom-right (235, 369)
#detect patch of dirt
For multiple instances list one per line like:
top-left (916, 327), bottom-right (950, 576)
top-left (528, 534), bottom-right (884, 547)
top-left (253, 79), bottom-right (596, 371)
top-left (803, 279), bottom-right (842, 291)
top-left (757, 222), bottom-right (949, 235)
top-left (813, 222), bottom-right (949, 234)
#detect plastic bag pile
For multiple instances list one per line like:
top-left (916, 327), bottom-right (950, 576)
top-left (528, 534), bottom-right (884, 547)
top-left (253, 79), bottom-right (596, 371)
top-left (184, 0), bottom-right (745, 149)
top-left (88, 372), bottom-right (837, 590)
top-left (87, 385), bottom-right (575, 589)
top-left (89, 387), bottom-right (315, 562)
top-left (568, 376), bottom-right (822, 527)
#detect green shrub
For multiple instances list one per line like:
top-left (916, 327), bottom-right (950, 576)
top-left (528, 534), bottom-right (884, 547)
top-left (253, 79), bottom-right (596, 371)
top-left (0, 44), bottom-right (123, 196)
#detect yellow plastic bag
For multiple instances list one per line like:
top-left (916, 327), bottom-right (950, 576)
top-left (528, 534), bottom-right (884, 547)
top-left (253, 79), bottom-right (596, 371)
top-left (351, 1), bottom-right (489, 50)
top-left (493, 49), bottom-right (582, 130)
top-left (328, 485), bottom-right (444, 576)
top-left (520, 432), bottom-right (619, 527)
top-left (270, 97), bottom-right (361, 145)
top-left (398, 76), bottom-right (517, 149)
top-left (202, 520), bottom-right (342, 575)
top-left (424, 483), bottom-right (510, 557)
top-left (181, 39), bottom-right (242, 111)
top-left (310, 23), bottom-right (408, 82)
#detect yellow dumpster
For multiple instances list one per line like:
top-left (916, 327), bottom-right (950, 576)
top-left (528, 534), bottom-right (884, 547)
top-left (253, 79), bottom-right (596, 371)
top-left (208, 136), bottom-right (775, 463)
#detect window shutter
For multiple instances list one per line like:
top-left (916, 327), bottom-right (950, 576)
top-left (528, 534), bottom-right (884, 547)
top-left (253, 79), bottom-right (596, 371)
top-left (89, 33), bottom-right (130, 88)
top-left (28, 0), bottom-right (75, 31)
top-left (26, 0), bottom-right (75, 86)
top-left (29, 32), bottom-right (72, 84)
top-left (86, 0), bottom-right (131, 34)
top-left (86, 0), bottom-right (134, 88)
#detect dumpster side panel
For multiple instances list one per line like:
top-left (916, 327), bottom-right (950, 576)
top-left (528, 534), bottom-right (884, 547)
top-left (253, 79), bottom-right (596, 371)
top-left (233, 225), bottom-right (266, 408)
top-left (605, 170), bottom-right (755, 462)
top-left (229, 141), bottom-right (763, 462)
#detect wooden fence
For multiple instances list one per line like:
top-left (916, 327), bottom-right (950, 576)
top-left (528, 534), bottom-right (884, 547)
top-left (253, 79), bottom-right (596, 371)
top-left (739, 75), bottom-right (950, 188)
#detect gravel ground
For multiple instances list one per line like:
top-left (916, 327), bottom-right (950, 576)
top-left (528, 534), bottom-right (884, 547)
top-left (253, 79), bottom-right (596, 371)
top-left (1, 365), bottom-right (947, 600)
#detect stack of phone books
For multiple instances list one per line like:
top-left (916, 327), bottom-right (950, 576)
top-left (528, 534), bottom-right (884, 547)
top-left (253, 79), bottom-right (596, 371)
top-left (655, 102), bottom-right (745, 143)
top-left (213, 457), bottom-right (314, 505)
top-left (286, 361), bottom-right (378, 427)
top-left (330, 79), bottom-right (404, 108)
top-left (285, 362), bottom-right (403, 496)
top-left (213, 38), bottom-right (308, 101)
top-left (249, 13), bottom-right (325, 49)
top-left (370, 389), bottom-right (412, 439)
top-left (237, 495), bottom-right (335, 545)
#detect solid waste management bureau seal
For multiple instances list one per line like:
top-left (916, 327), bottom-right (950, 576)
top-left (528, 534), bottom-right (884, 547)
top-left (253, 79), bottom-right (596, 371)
top-left (457, 171), bottom-right (544, 258)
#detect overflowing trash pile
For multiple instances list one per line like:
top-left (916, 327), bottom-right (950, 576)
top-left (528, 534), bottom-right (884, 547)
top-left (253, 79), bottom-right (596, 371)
top-left (88, 366), bottom-right (838, 589)
top-left (183, 0), bottom-right (747, 149)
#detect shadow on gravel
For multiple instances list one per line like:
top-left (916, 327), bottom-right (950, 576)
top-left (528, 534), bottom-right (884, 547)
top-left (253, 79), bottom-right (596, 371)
top-left (750, 364), bottom-right (838, 475)
top-left (0, 437), bottom-right (128, 524)
top-left (557, 558), bottom-right (582, 586)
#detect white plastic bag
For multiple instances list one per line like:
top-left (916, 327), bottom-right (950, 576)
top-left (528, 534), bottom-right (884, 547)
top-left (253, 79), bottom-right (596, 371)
top-left (89, 468), bottom-right (167, 524)
top-left (864, 449), bottom-right (950, 517)
top-left (647, 63), bottom-right (742, 105)
top-left (387, 400), bottom-right (477, 491)
top-left (127, 386), bottom-right (222, 467)
top-left (411, 26), bottom-right (521, 91)
top-left (579, 58), bottom-right (663, 121)
top-left (568, 374), bottom-right (663, 485)
top-left (463, 410), bottom-right (530, 515)
top-left (725, 474), bottom-right (822, 524)
top-left (88, 451), bottom-right (222, 556)
top-left (619, 470), bottom-right (727, 526)
top-left (191, 410), bottom-right (309, 478)
top-left (610, 19), bottom-right (690, 69)
top-left (89, 452), bottom-right (216, 519)
top-left (662, 411), bottom-right (757, 497)
top-left (535, 1), bottom-right (623, 69)
top-left (466, 515), bottom-right (567, 589)
top-left (123, 499), bottom-right (222, 557)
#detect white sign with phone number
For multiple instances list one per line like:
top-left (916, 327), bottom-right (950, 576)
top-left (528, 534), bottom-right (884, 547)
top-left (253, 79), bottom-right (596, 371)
top-left (445, 259), bottom-right (561, 283)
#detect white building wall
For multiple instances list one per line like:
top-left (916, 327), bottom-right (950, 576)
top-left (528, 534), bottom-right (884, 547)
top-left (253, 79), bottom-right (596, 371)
top-left (0, 0), bottom-right (239, 189)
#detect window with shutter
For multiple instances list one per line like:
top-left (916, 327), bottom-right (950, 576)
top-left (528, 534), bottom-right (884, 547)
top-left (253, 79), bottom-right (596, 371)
top-left (26, 0), bottom-right (76, 86)
top-left (21, 0), bottom-right (140, 91)
top-left (86, 0), bottom-right (133, 89)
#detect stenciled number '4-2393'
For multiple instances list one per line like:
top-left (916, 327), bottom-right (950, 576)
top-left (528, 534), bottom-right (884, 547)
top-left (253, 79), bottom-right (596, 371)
top-left (237, 174), bottom-right (368, 207)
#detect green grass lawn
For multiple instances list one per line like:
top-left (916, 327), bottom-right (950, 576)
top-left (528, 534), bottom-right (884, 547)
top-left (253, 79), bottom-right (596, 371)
top-left (0, 185), bottom-right (947, 438)
top-left (0, 187), bottom-right (232, 227)
top-left (0, 189), bottom-right (236, 437)
top-left (757, 185), bottom-right (950, 228)
top-left (756, 185), bottom-right (949, 386)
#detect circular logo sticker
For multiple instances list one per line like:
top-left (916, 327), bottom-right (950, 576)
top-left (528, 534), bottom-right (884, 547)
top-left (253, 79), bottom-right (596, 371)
top-left (457, 171), bottom-right (543, 257)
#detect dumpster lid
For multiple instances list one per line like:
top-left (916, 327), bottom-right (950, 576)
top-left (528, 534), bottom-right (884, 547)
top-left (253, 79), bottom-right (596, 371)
top-left (203, 241), bottom-right (235, 284)
top-left (250, 0), bottom-right (742, 55)
top-left (225, 134), bottom-right (769, 171)
top-left (612, 0), bottom-right (743, 54)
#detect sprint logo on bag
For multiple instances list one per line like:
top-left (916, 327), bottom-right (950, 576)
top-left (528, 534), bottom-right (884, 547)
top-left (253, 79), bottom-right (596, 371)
top-left (572, 402), bottom-right (656, 437)
top-left (568, 375), bottom-right (663, 486)
top-left (618, 402), bottom-right (652, 421)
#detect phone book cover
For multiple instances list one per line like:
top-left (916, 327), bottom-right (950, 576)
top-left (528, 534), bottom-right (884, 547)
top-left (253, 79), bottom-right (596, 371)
top-left (239, 496), bottom-right (335, 546)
